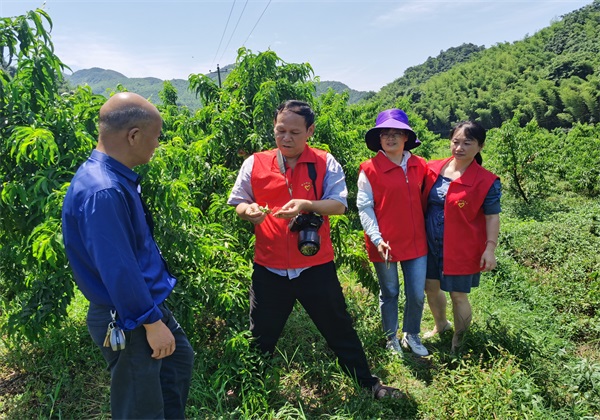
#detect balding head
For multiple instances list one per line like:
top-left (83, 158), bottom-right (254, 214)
top-left (96, 92), bottom-right (163, 168)
top-left (99, 92), bottom-right (161, 135)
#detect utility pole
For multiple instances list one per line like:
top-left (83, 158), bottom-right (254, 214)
top-left (209, 65), bottom-right (228, 88)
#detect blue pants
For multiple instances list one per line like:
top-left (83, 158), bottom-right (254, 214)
top-left (87, 302), bottom-right (194, 419)
top-left (374, 255), bottom-right (427, 338)
top-left (249, 261), bottom-right (379, 388)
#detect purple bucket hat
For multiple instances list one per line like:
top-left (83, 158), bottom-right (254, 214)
top-left (365, 108), bottom-right (421, 152)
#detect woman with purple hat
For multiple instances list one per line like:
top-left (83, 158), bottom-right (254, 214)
top-left (357, 108), bottom-right (429, 357)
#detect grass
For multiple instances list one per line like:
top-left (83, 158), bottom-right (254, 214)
top-left (1, 198), bottom-right (600, 419)
top-left (0, 291), bottom-right (110, 419)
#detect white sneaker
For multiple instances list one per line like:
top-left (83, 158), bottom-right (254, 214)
top-left (386, 337), bottom-right (403, 356)
top-left (401, 333), bottom-right (429, 357)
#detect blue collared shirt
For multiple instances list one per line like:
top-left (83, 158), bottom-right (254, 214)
top-left (62, 150), bottom-right (176, 330)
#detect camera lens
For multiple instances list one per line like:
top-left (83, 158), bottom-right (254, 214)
top-left (298, 230), bottom-right (320, 256)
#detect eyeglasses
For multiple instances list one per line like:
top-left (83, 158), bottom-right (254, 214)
top-left (380, 131), bottom-right (407, 141)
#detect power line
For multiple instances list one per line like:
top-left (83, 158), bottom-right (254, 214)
top-left (219, 0), bottom-right (249, 63)
top-left (242, 0), bottom-right (272, 47)
top-left (212, 0), bottom-right (237, 66)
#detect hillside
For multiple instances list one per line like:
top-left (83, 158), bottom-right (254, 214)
top-left (371, 0), bottom-right (600, 135)
top-left (64, 66), bottom-right (371, 110)
top-left (64, 68), bottom-right (204, 110)
top-left (315, 80), bottom-right (374, 103)
top-left (2, 7), bottom-right (600, 419)
top-left (374, 43), bottom-right (485, 107)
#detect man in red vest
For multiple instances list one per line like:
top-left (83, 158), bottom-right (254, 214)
top-left (228, 100), bottom-right (403, 399)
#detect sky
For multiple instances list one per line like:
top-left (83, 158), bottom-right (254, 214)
top-left (0, 0), bottom-right (594, 92)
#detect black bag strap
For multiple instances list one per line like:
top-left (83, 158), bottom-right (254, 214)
top-left (278, 149), bottom-right (319, 199)
top-left (307, 162), bottom-right (318, 199)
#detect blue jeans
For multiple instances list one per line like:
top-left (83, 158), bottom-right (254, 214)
top-left (374, 255), bottom-right (427, 337)
top-left (87, 302), bottom-right (194, 419)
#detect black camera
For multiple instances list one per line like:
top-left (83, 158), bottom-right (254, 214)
top-left (289, 212), bottom-right (324, 256)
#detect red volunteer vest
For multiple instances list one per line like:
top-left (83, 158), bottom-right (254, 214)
top-left (359, 152), bottom-right (427, 262)
top-left (422, 157), bottom-right (499, 275)
top-left (251, 147), bottom-right (335, 269)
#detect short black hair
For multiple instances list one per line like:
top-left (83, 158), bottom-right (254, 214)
top-left (99, 106), bottom-right (156, 132)
top-left (274, 100), bottom-right (315, 129)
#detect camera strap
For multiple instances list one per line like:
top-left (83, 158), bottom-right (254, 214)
top-left (307, 162), bottom-right (318, 199)
top-left (277, 149), bottom-right (286, 176)
top-left (277, 149), bottom-right (319, 199)
top-left (277, 150), bottom-right (293, 197)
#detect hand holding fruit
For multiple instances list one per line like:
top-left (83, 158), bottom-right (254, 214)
top-left (273, 199), bottom-right (308, 219)
top-left (242, 203), bottom-right (269, 225)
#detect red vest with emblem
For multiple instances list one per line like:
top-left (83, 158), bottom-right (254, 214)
top-left (359, 152), bottom-right (427, 262)
top-left (422, 157), bottom-right (499, 275)
top-left (251, 147), bottom-right (335, 269)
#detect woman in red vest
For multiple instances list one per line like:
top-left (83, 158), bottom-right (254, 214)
top-left (357, 109), bottom-right (429, 357)
top-left (421, 121), bottom-right (501, 353)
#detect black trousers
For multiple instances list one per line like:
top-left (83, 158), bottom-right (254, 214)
top-left (250, 261), bottom-right (379, 388)
top-left (88, 302), bottom-right (194, 419)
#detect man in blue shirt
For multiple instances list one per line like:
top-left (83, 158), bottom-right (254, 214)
top-left (62, 92), bottom-right (194, 419)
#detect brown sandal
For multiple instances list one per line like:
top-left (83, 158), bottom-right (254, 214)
top-left (372, 382), bottom-right (406, 400)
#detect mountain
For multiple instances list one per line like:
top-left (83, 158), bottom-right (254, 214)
top-left (370, 0), bottom-right (600, 135)
top-left (374, 43), bottom-right (486, 107)
top-left (64, 68), bottom-right (202, 110)
top-left (315, 81), bottom-right (374, 103)
top-left (64, 65), bottom-right (371, 110)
